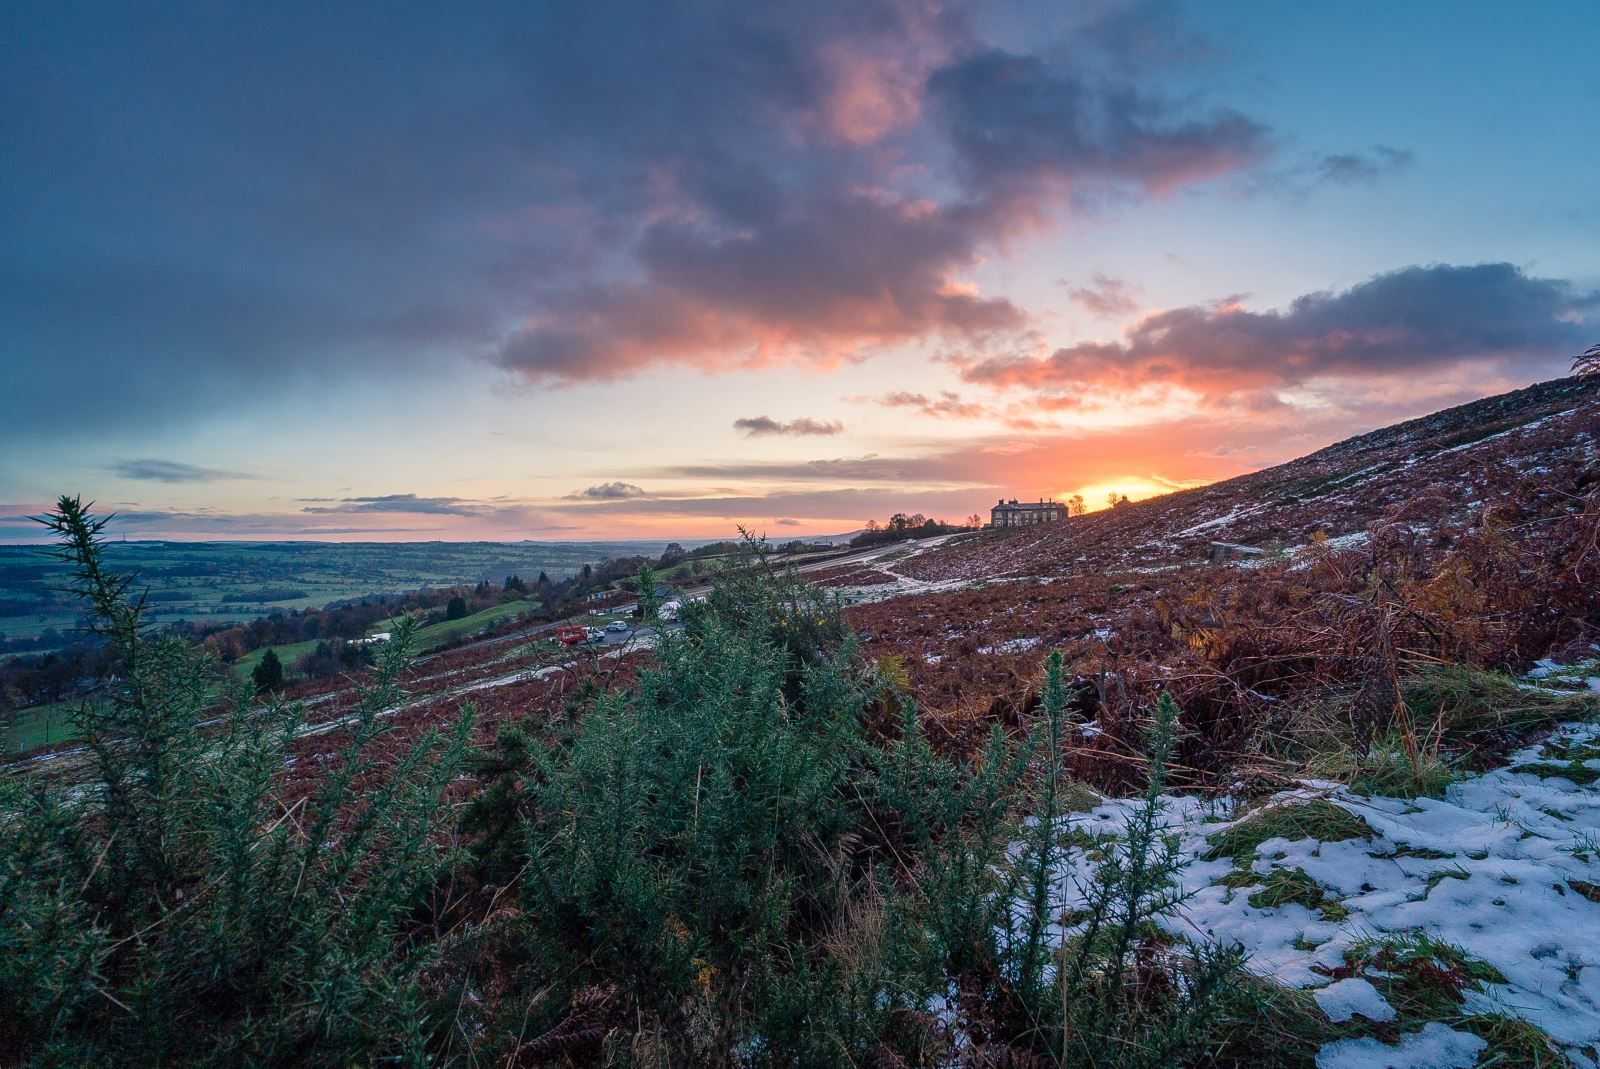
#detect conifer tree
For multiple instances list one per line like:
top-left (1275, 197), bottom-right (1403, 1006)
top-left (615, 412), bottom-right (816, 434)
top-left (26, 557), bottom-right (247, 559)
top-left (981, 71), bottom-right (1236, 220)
top-left (252, 646), bottom-right (285, 692)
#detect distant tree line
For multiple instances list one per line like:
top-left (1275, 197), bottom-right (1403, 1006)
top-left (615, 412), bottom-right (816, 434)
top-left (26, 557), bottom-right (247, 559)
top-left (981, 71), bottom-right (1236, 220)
top-left (848, 512), bottom-right (976, 549)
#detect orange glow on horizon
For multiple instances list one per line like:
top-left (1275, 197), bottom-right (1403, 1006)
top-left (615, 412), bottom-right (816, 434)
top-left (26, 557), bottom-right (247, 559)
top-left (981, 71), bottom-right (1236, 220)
top-left (1063, 474), bottom-right (1212, 512)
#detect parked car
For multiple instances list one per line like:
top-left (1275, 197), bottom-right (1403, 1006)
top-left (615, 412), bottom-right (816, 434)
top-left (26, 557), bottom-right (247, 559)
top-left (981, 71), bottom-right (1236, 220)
top-left (584, 626), bottom-right (606, 642)
top-left (605, 620), bottom-right (629, 633)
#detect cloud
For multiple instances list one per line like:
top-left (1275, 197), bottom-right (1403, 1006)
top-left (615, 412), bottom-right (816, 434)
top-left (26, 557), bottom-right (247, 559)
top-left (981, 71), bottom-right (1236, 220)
top-left (734, 416), bottom-right (844, 437)
top-left (302, 494), bottom-right (483, 516)
top-left (3, 1), bottom-right (1276, 442)
top-left (563, 481), bottom-right (648, 500)
top-left (494, 190), bottom-right (1029, 383)
top-left (774, 517), bottom-right (803, 526)
top-left (873, 390), bottom-right (987, 419)
top-left (1256, 145), bottom-right (1416, 198)
top-left (1063, 274), bottom-right (1141, 318)
top-left (1313, 145), bottom-right (1414, 186)
top-left (926, 47), bottom-right (1270, 209)
top-left (110, 458), bottom-right (256, 483)
top-left (962, 262), bottom-right (1598, 401)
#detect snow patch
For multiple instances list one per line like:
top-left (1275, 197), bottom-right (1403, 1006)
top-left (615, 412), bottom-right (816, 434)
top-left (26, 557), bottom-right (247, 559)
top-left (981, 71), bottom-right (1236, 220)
top-left (1314, 978), bottom-right (1395, 1023)
top-left (1314, 1022), bottom-right (1484, 1069)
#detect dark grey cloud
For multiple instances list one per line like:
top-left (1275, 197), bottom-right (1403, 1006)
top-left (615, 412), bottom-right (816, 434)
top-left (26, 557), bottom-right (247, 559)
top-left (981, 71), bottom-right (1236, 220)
top-left (1063, 274), bottom-right (1141, 318)
top-left (962, 262), bottom-right (1599, 398)
top-left (302, 494), bottom-right (483, 516)
top-left (925, 47), bottom-right (1270, 210)
top-left (0, 0), bottom-right (1281, 444)
top-left (563, 482), bottom-right (648, 500)
top-left (774, 517), bottom-right (803, 526)
top-left (551, 485), bottom-right (985, 520)
top-left (734, 416), bottom-right (844, 437)
top-left (110, 458), bottom-right (256, 483)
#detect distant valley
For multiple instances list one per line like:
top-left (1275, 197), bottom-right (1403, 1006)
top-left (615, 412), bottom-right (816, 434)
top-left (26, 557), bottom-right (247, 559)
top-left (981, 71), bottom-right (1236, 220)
top-left (0, 538), bottom-right (685, 654)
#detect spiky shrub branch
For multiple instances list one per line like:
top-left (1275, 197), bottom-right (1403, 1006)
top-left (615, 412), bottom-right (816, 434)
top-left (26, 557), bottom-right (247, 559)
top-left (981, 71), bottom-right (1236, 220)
top-left (0, 497), bottom-right (473, 1068)
top-left (1054, 692), bottom-right (1244, 1069)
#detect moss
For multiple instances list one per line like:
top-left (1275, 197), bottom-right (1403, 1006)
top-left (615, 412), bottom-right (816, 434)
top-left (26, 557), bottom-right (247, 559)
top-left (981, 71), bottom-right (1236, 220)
top-left (1204, 801), bottom-right (1373, 865)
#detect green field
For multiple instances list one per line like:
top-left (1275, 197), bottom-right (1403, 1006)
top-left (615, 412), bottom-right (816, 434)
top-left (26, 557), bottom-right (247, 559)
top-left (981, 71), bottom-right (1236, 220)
top-left (228, 598), bottom-right (539, 683)
top-left (0, 539), bottom-right (683, 654)
top-left (3, 699), bottom-right (76, 753)
top-left (232, 639), bottom-right (325, 681)
top-left (383, 598), bottom-right (539, 648)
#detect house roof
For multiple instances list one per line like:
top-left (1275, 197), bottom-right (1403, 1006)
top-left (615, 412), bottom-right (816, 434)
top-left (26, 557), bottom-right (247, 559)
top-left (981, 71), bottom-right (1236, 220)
top-left (992, 499), bottom-right (1065, 511)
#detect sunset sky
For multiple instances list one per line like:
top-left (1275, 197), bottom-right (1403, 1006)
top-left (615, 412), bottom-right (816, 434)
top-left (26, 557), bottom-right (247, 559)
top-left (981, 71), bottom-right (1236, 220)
top-left (2, 1), bottom-right (1597, 542)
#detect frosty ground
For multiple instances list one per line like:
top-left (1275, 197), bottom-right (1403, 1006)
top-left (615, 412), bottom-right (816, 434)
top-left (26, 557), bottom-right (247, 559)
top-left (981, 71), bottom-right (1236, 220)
top-left (1048, 719), bottom-right (1600, 1067)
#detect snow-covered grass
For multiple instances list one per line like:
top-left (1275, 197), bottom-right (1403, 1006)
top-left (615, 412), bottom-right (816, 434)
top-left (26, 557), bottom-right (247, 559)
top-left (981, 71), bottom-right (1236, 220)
top-left (1046, 721), bottom-right (1600, 1066)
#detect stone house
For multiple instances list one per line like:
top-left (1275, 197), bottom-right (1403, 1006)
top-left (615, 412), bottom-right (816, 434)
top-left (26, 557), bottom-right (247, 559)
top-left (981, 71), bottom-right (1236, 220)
top-left (990, 498), bottom-right (1068, 528)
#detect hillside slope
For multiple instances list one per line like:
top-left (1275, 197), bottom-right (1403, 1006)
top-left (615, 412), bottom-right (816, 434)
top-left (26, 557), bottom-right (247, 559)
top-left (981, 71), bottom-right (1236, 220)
top-left (838, 376), bottom-right (1599, 766)
top-left (904, 376), bottom-right (1595, 583)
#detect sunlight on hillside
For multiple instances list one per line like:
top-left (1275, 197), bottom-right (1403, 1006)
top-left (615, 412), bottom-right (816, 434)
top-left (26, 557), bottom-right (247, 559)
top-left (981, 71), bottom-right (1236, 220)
top-left (1068, 474), bottom-right (1212, 510)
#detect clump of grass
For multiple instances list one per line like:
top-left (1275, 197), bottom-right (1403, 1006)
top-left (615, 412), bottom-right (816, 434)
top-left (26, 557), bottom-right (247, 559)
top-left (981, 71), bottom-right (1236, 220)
top-left (1204, 800), bottom-right (1373, 865)
top-left (1540, 733), bottom-right (1600, 762)
top-left (1060, 777), bottom-right (1106, 813)
top-left (1221, 866), bottom-right (1349, 921)
top-left (1204, 975), bottom-right (1359, 1069)
top-left (1349, 723), bottom-right (1459, 799)
top-left (1566, 831), bottom-right (1600, 863)
top-left (1327, 932), bottom-right (1505, 1023)
top-left (1457, 1013), bottom-right (1573, 1068)
top-left (1420, 865), bottom-right (1471, 897)
top-left (1401, 664), bottom-right (1598, 741)
top-left (1371, 844), bottom-right (1455, 860)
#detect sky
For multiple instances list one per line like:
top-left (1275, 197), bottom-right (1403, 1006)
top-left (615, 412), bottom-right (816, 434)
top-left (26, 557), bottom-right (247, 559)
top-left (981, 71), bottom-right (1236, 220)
top-left (2, 0), bottom-right (1597, 542)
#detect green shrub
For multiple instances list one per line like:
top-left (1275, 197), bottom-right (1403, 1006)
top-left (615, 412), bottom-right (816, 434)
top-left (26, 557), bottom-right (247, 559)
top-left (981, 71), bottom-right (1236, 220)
top-left (0, 497), bottom-right (472, 1068)
top-left (465, 542), bottom-right (1263, 1066)
top-left (463, 541), bottom-right (928, 1064)
top-left (1051, 693), bottom-right (1248, 1068)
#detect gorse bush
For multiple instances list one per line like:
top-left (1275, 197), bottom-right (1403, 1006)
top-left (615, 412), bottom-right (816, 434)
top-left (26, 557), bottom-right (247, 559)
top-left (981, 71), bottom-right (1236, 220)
top-left (0, 497), bottom-right (473, 1068)
top-left (3, 516), bottom-right (1262, 1067)
top-left (460, 542), bottom-right (933, 1064)
top-left (460, 539), bottom-right (1254, 1066)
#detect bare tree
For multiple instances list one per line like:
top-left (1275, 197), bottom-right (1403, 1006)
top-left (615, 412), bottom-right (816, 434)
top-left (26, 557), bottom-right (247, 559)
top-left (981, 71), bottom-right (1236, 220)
top-left (1576, 342), bottom-right (1600, 382)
